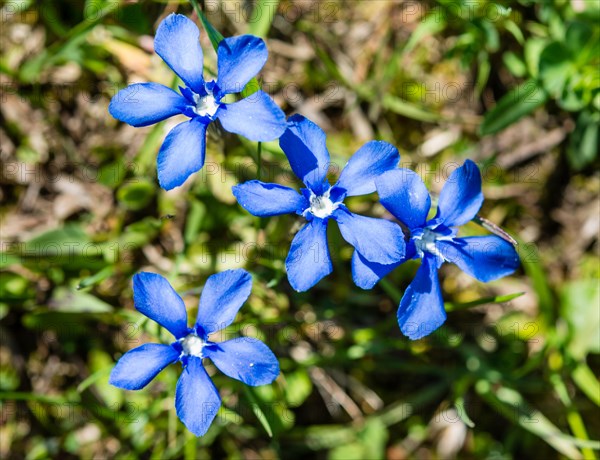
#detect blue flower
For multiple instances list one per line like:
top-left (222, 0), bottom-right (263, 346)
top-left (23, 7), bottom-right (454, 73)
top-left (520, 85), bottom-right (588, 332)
top-left (357, 160), bottom-right (520, 339)
top-left (109, 269), bottom-right (279, 436)
top-left (232, 114), bottom-right (406, 291)
top-left (109, 14), bottom-right (287, 190)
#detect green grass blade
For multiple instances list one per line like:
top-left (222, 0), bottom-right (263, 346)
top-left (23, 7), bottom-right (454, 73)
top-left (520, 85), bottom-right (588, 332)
top-left (248, 0), bottom-right (280, 38)
top-left (445, 292), bottom-right (525, 312)
top-left (573, 363), bottom-right (600, 406)
top-left (477, 381), bottom-right (588, 458)
top-left (243, 386), bottom-right (274, 438)
top-left (479, 79), bottom-right (548, 135)
top-left (77, 367), bottom-right (112, 393)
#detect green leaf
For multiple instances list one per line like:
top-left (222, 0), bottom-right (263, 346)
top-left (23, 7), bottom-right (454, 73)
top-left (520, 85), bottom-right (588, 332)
top-left (242, 386), bottom-right (274, 438)
top-left (76, 366), bottom-right (112, 393)
top-left (568, 110), bottom-right (600, 169)
top-left (403, 10), bottom-right (446, 54)
top-left (573, 364), bottom-right (600, 407)
top-left (195, 6), bottom-right (224, 50)
top-left (117, 180), bottom-right (155, 211)
top-left (248, 0), bottom-right (280, 38)
top-left (479, 79), bottom-right (548, 135)
top-left (88, 350), bottom-right (122, 406)
top-left (184, 199), bottom-right (207, 245)
top-left (51, 287), bottom-right (114, 313)
top-left (504, 19), bottom-right (525, 45)
top-left (524, 38), bottom-right (548, 78)
top-left (358, 418), bottom-right (388, 459)
top-left (539, 42), bottom-right (575, 96)
top-left (26, 224), bottom-right (88, 248)
top-left (329, 442), bottom-right (365, 460)
top-left (445, 292), bottom-right (525, 312)
top-left (503, 51), bottom-right (527, 77)
top-left (475, 52), bottom-right (491, 97)
top-left (561, 279), bottom-right (600, 359)
top-left (0, 272), bottom-right (33, 301)
top-left (565, 21), bottom-right (594, 54)
top-left (477, 382), bottom-right (585, 458)
top-left (519, 236), bottom-right (553, 318)
top-left (283, 368), bottom-right (313, 408)
top-left (77, 266), bottom-right (115, 290)
top-left (381, 94), bottom-right (441, 123)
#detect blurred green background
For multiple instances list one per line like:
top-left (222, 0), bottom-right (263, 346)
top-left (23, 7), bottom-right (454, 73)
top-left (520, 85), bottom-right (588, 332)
top-left (1, 0), bottom-right (599, 458)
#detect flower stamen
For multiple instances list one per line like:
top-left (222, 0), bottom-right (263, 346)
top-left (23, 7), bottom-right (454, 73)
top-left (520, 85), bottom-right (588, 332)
top-left (180, 334), bottom-right (206, 358)
top-left (193, 93), bottom-right (220, 118)
top-left (305, 189), bottom-right (340, 219)
top-left (415, 228), bottom-right (447, 260)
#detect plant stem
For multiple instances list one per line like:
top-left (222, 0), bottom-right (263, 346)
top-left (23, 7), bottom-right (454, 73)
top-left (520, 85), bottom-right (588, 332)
top-left (257, 142), bottom-right (262, 180)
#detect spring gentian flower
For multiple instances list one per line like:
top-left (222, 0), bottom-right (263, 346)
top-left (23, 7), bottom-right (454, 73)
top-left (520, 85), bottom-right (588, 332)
top-left (355, 160), bottom-right (520, 339)
top-left (109, 14), bottom-right (286, 190)
top-left (109, 269), bottom-right (279, 436)
top-left (232, 114), bottom-right (405, 291)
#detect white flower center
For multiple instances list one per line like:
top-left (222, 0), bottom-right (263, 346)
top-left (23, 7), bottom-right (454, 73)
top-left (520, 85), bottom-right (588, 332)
top-left (415, 228), bottom-right (446, 260)
top-left (193, 92), bottom-right (220, 118)
top-left (180, 334), bottom-right (206, 358)
top-left (307, 190), bottom-right (339, 219)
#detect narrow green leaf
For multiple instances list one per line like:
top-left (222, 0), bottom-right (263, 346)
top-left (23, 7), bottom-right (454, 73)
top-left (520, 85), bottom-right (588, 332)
top-left (248, 0), bottom-right (280, 38)
top-left (51, 287), bottom-right (114, 313)
top-left (243, 386), bottom-right (274, 438)
top-left (77, 266), bottom-right (114, 290)
top-left (378, 278), bottom-right (402, 304)
top-left (381, 94), bottom-right (441, 123)
top-left (190, 0), bottom-right (224, 50)
top-left (445, 292), bottom-right (525, 312)
top-left (477, 382), bottom-right (586, 458)
top-left (573, 363), bottom-right (600, 407)
top-left (76, 367), bottom-right (112, 393)
top-left (117, 180), bottom-right (155, 211)
top-left (480, 79), bottom-right (548, 135)
top-left (568, 110), bottom-right (600, 170)
top-left (403, 10), bottom-right (446, 54)
top-left (184, 200), bottom-right (206, 245)
top-left (551, 373), bottom-right (597, 460)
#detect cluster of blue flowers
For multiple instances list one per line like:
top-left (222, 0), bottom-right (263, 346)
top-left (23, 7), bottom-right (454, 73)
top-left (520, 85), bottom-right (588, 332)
top-left (109, 13), bottom-right (519, 436)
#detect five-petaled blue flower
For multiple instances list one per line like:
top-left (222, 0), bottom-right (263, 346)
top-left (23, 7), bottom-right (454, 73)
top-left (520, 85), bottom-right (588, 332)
top-left (109, 14), bottom-right (287, 190)
top-left (354, 160), bottom-right (520, 339)
top-left (232, 114), bottom-right (406, 291)
top-left (109, 269), bottom-right (280, 436)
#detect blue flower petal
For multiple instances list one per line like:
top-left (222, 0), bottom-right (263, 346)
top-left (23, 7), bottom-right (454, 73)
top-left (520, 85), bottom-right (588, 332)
top-left (436, 235), bottom-right (520, 282)
top-left (133, 272), bottom-right (189, 338)
top-left (109, 343), bottom-right (179, 390)
top-left (351, 251), bottom-right (402, 290)
top-left (397, 254), bottom-right (447, 340)
top-left (154, 14), bottom-right (205, 93)
top-left (175, 357), bottom-right (221, 437)
top-left (216, 35), bottom-right (268, 95)
top-left (195, 269), bottom-right (252, 335)
top-left (217, 90), bottom-right (286, 141)
top-left (376, 169), bottom-right (431, 230)
top-left (335, 141), bottom-right (400, 197)
top-left (333, 208), bottom-right (405, 265)
top-left (232, 180), bottom-right (307, 217)
top-left (285, 219), bottom-right (332, 291)
top-left (279, 115), bottom-right (331, 195)
top-left (109, 83), bottom-right (186, 127)
top-left (205, 337), bottom-right (279, 386)
top-left (436, 160), bottom-right (483, 227)
top-left (157, 118), bottom-right (208, 190)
